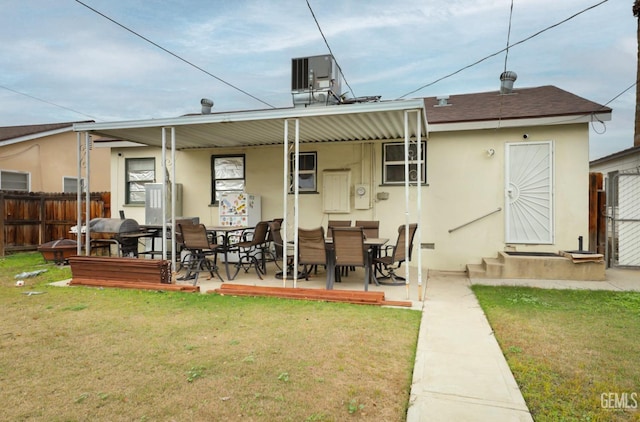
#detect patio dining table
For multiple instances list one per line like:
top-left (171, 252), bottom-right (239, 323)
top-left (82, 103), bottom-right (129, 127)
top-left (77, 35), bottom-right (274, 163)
top-left (206, 225), bottom-right (254, 280)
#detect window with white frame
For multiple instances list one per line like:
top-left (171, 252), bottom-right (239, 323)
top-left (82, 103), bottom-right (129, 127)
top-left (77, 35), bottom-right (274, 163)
top-left (0, 170), bottom-right (29, 191)
top-left (289, 151), bottom-right (317, 193)
top-left (211, 154), bottom-right (245, 204)
top-left (125, 158), bottom-right (155, 204)
top-left (63, 177), bottom-right (86, 193)
top-left (382, 141), bottom-right (426, 184)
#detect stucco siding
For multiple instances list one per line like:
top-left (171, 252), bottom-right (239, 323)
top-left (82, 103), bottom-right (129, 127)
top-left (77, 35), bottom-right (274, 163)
top-left (111, 123), bottom-right (590, 271)
top-left (0, 132), bottom-right (110, 192)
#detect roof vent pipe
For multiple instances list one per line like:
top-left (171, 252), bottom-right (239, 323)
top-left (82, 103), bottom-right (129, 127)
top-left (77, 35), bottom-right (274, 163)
top-left (499, 71), bottom-right (517, 94)
top-left (201, 98), bottom-right (214, 114)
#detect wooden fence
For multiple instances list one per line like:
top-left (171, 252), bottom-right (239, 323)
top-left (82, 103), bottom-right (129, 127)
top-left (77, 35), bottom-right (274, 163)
top-left (0, 191), bottom-right (110, 255)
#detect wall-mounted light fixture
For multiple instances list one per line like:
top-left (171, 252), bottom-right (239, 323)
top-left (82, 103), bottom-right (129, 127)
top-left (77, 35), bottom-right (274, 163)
top-left (486, 148), bottom-right (495, 157)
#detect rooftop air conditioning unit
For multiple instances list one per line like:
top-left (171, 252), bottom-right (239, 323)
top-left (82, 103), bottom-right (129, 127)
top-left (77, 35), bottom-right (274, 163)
top-left (291, 54), bottom-right (342, 107)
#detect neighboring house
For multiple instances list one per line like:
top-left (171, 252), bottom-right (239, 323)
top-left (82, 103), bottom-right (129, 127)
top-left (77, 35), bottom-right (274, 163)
top-left (0, 121), bottom-right (111, 193)
top-left (75, 75), bottom-right (611, 272)
top-left (590, 145), bottom-right (640, 267)
top-left (590, 144), bottom-right (640, 176)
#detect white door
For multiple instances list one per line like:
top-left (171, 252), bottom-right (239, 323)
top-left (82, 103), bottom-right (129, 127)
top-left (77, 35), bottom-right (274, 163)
top-left (505, 141), bottom-right (553, 244)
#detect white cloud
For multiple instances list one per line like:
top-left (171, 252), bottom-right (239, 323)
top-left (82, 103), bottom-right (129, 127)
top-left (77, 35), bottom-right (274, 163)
top-left (0, 0), bottom-right (634, 158)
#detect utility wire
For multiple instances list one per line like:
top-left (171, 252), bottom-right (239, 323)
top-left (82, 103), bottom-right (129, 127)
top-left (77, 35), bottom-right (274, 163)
top-left (0, 84), bottom-right (98, 120)
top-left (74, 0), bottom-right (276, 109)
top-left (398, 0), bottom-right (609, 99)
top-left (305, 0), bottom-right (356, 99)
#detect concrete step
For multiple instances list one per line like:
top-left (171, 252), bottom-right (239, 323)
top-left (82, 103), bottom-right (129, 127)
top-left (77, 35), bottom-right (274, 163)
top-left (466, 263), bottom-right (486, 278)
top-left (482, 257), bottom-right (505, 278)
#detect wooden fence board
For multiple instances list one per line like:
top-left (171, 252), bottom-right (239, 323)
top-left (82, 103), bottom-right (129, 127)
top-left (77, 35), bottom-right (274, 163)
top-left (0, 191), bottom-right (110, 255)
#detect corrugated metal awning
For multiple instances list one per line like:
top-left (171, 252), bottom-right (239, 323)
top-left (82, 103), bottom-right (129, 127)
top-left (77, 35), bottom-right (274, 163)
top-left (74, 99), bottom-right (427, 149)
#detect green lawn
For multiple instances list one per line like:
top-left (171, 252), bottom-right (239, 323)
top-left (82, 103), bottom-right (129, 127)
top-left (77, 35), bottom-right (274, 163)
top-left (473, 285), bottom-right (640, 422)
top-left (0, 252), bottom-right (421, 421)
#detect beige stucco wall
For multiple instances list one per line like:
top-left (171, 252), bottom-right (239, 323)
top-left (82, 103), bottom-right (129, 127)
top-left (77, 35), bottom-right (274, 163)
top-left (0, 131), bottom-right (111, 192)
top-left (111, 122), bottom-right (590, 271)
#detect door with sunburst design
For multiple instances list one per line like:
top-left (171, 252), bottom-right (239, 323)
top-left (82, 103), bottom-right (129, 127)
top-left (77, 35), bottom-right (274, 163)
top-left (505, 141), bottom-right (554, 244)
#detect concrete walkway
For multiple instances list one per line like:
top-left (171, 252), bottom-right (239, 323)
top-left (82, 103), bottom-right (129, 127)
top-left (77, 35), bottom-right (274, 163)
top-left (407, 271), bottom-right (533, 421)
top-left (407, 267), bottom-right (639, 421)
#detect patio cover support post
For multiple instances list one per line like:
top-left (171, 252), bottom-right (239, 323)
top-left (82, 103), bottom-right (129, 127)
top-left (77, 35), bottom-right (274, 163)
top-left (170, 127), bottom-right (176, 266)
top-left (415, 111), bottom-right (424, 301)
top-left (76, 132), bottom-right (82, 255)
top-left (84, 132), bottom-right (91, 257)
top-left (293, 119), bottom-right (300, 289)
top-left (159, 127), bottom-right (177, 265)
top-left (283, 118), bottom-right (300, 288)
top-left (403, 109), bottom-right (425, 301)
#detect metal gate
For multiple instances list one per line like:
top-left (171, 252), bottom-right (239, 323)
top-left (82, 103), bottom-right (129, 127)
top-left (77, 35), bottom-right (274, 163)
top-left (607, 170), bottom-right (640, 267)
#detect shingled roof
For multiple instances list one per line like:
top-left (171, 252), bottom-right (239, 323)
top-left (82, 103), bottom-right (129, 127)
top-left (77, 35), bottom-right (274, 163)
top-left (0, 121), bottom-right (93, 142)
top-left (424, 85), bottom-right (610, 124)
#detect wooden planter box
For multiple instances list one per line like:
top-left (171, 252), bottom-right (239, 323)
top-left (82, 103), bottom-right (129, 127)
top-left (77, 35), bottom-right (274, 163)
top-left (68, 256), bottom-right (197, 292)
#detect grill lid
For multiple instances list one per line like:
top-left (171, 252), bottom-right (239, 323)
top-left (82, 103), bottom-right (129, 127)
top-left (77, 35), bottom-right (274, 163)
top-left (88, 218), bottom-right (140, 234)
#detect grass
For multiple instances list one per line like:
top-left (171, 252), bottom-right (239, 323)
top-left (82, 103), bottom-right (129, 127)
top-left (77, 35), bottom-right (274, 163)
top-left (473, 285), bottom-right (640, 422)
top-left (0, 252), bottom-right (422, 421)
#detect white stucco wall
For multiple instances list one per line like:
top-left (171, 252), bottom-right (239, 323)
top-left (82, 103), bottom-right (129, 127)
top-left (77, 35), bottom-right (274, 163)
top-left (110, 122), bottom-right (590, 271)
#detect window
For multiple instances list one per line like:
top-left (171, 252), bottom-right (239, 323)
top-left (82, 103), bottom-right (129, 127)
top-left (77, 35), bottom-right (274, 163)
top-left (289, 152), bottom-right (317, 193)
top-left (0, 170), bottom-right (29, 191)
top-left (211, 155), bottom-right (245, 204)
top-left (63, 177), bottom-right (85, 193)
top-left (382, 141), bottom-right (426, 184)
top-left (126, 158), bottom-right (155, 204)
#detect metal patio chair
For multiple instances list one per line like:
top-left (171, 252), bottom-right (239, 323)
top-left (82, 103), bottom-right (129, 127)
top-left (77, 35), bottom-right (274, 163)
top-left (373, 223), bottom-right (418, 285)
top-left (178, 223), bottom-right (223, 286)
top-left (331, 227), bottom-right (372, 291)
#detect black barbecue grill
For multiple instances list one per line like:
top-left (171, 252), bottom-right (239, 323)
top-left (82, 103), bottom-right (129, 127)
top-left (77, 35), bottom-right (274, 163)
top-left (88, 218), bottom-right (148, 257)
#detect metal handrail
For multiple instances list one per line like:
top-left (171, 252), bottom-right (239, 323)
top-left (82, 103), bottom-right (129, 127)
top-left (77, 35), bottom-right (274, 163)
top-left (448, 207), bottom-right (502, 233)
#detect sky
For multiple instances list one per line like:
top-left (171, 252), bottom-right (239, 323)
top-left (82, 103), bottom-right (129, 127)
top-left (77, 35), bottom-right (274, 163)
top-left (0, 0), bottom-right (635, 160)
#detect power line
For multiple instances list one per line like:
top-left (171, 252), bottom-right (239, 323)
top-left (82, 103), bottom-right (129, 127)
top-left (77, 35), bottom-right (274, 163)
top-left (74, 0), bottom-right (276, 109)
top-left (397, 0), bottom-right (609, 99)
top-left (305, 0), bottom-right (356, 99)
top-left (0, 84), bottom-right (98, 120)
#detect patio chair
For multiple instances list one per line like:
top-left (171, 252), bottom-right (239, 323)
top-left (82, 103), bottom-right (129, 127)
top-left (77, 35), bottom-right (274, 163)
top-left (264, 218), bottom-right (284, 268)
top-left (327, 219), bottom-right (351, 238)
top-left (297, 227), bottom-right (328, 280)
top-left (331, 227), bottom-right (372, 291)
top-left (178, 223), bottom-right (223, 286)
top-left (268, 220), bottom-right (291, 272)
top-left (355, 220), bottom-right (380, 239)
top-left (173, 218), bottom-right (199, 271)
top-left (230, 220), bottom-right (270, 280)
top-left (328, 220), bottom-right (353, 276)
top-left (373, 223), bottom-right (418, 285)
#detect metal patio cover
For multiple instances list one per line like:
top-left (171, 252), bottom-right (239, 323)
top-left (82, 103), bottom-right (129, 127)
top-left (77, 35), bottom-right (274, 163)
top-left (75, 99), bottom-right (427, 148)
